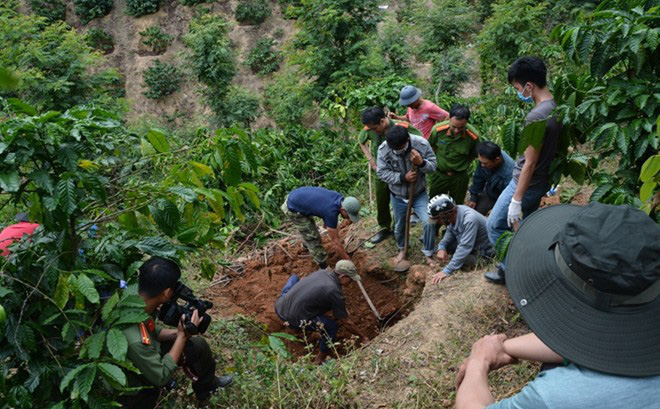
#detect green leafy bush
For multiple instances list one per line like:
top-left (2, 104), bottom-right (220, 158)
top-left (430, 47), bottom-right (470, 96)
top-left (179, 0), bottom-right (211, 4)
top-left (235, 0), bottom-right (271, 25)
top-left (73, 0), bottom-right (113, 24)
top-left (125, 0), bottom-right (160, 17)
top-left (0, 9), bottom-right (120, 111)
top-left (245, 38), bottom-right (281, 75)
top-left (184, 14), bottom-right (236, 114)
top-left (292, 0), bottom-right (381, 89)
top-left (139, 26), bottom-right (174, 54)
top-left (28, 0), bottom-right (66, 23)
top-left (263, 72), bottom-right (315, 127)
top-left (86, 27), bottom-right (115, 54)
top-left (143, 60), bottom-right (180, 99)
top-left (214, 86), bottom-right (261, 127)
top-left (377, 17), bottom-right (413, 76)
top-left (476, 0), bottom-right (549, 91)
top-left (417, 0), bottom-right (478, 59)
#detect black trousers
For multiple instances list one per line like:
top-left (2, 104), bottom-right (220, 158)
top-left (119, 337), bottom-right (216, 409)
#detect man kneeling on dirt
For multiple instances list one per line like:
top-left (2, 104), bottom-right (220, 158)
top-left (425, 195), bottom-right (494, 284)
top-left (275, 260), bottom-right (368, 364)
top-left (455, 203), bottom-right (660, 409)
top-left (119, 257), bottom-right (232, 408)
top-left (282, 186), bottom-right (361, 269)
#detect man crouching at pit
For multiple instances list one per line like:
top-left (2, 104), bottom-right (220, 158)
top-left (275, 260), bottom-right (368, 364)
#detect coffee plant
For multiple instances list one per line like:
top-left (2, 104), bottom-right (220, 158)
top-left (86, 27), bottom-right (115, 55)
top-left (245, 38), bottom-right (281, 75)
top-left (235, 0), bottom-right (271, 25)
top-left (143, 60), bottom-right (180, 99)
top-left (125, 0), bottom-right (161, 17)
top-left (139, 26), bottom-right (174, 54)
top-left (73, 0), bottom-right (113, 24)
top-left (28, 0), bottom-right (66, 24)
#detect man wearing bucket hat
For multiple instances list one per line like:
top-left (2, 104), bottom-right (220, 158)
top-left (455, 203), bottom-right (660, 409)
top-left (282, 186), bottom-right (361, 269)
top-left (275, 260), bottom-right (369, 364)
top-left (388, 85), bottom-right (449, 140)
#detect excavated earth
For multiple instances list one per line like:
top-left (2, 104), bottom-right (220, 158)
top-left (207, 223), bottom-right (430, 357)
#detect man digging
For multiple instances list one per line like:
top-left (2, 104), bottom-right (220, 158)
top-left (282, 186), bottom-right (361, 269)
top-left (275, 260), bottom-right (369, 364)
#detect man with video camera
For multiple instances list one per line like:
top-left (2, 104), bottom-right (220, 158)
top-left (119, 257), bottom-right (232, 408)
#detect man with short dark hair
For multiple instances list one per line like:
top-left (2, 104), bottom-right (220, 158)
top-left (427, 104), bottom-right (480, 204)
top-left (275, 260), bottom-right (368, 364)
top-left (282, 187), bottom-right (361, 268)
top-left (467, 141), bottom-right (515, 216)
top-left (359, 107), bottom-right (423, 244)
top-left (377, 124), bottom-right (437, 263)
top-left (388, 85), bottom-right (449, 139)
top-left (120, 257), bottom-right (232, 408)
top-left (485, 56), bottom-right (561, 285)
top-left (455, 203), bottom-right (660, 409)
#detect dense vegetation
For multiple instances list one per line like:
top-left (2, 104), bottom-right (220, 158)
top-left (0, 0), bottom-right (658, 407)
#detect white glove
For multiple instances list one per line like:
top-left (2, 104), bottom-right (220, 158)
top-left (507, 198), bottom-right (522, 228)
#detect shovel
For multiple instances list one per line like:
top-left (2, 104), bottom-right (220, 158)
top-left (393, 164), bottom-right (417, 273)
top-left (355, 278), bottom-right (382, 321)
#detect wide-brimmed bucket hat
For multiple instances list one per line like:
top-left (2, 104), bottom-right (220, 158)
top-left (506, 202), bottom-right (660, 377)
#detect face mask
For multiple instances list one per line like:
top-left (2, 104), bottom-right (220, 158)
top-left (517, 83), bottom-right (533, 103)
top-left (393, 142), bottom-right (408, 155)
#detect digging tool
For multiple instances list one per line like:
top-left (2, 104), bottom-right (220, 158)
top-left (393, 164), bottom-right (417, 273)
top-left (355, 278), bottom-right (382, 321)
top-left (346, 230), bottom-right (386, 255)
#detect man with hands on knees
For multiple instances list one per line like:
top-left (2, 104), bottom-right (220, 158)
top-left (119, 257), bottom-right (232, 408)
top-left (456, 203), bottom-right (660, 409)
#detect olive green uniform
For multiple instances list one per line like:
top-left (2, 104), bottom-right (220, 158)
top-left (427, 121), bottom-right (480, 203)
top-left (358, 120), bottom-right (422, 230)
top-left (119, 319), bottom-right (216, 409)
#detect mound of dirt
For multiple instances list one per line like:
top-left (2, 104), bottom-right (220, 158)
top-left (207, 226), bottom-right (420, 357)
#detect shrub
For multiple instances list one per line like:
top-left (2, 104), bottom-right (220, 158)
top-left (245, 38), bottom-right (281, 75)
top-left (430, 47), bottom-right (470, 96)
top-left (143, 60), bottom-right (180, 99)
top-left (73, 0), bottom-right (113, 24)
top-left (377, 16), bottom-right (413, 75)
top-left (179, 0), bottom-right (211, 4)
top-left (28, 0), bottom-right (66, 23)
top-left (139, 26), bottom-right (174, 54)
top-left (263, 72), bottom-right (315, 127)
top-left (0, 10), bottom-right (120, 111)
top-left (86, 27), bottom-right (115, 54)
top-left (214, 86), bottom-right (261, 127)
top-left (417, 0), bottom-right (478, 59)
top-left (125, 0), bottom-right (160, 16)
top-left (235, 0), bottom-right (271, 25)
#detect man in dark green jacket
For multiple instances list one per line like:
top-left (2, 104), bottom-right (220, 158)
top-left (427, 104), bottom-right (480, 204)
top-left (359, 107), bottom-right (422, 244)
top-left (119, 257), bottom-right (232, 408)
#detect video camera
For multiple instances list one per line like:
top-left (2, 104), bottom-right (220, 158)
top-left (158, 283), bottom-right (213, 335)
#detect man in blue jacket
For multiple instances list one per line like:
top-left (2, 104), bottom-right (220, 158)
top-left (467, 142), bottom-right (514, 216)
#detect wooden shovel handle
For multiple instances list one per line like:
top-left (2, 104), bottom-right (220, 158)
top-left (402, 164), bottom-right (417, 257)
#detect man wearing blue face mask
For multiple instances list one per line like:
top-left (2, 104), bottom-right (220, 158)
top-left (485, 57), bottom-right (561, 285)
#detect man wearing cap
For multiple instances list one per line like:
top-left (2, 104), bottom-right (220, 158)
top-left (377, 124), bottom-right (437, 264)
top-left (485, 57), bottom-right (561, 285)
top-left (388, 85), bottom-right (449, 140)
top-left (467, 141), bottom-right (515, 216)
top-left (359, 107), bottom-right (423, 244)
top-left (427, 104), bottom-right (480, 204)
top-left (275, 260), bottom-right (369, 364)
top-left (282, 187), bottom-right (361, 269)
top-left (120, 257), bottom-right (232, 408)
top-left (455, 203), bottom-right (660, 409)
top-left (424, 195), bottom-right (494, 284)
top-left (0, 213), bottom-right (40, 256)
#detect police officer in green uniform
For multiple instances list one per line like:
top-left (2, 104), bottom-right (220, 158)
top-left (427, 104), bottom-right (480, 204)
top-left (359, 107), bottom-right (423, 244)
top-left (119, 257), bottom-right (232, 408)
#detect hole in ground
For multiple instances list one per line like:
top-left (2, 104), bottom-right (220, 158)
top-left (206, 226), bottom-right (428, 358)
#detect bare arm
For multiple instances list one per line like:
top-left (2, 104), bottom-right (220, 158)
top-left (157, 329), bottom-right (178, 342)
top-left (503, 333), bottom-right (563, 363)
top-left (327, 227), bottom-right (350, 260)
top-left (359, 142), bottom-right (377, 171)
top-left (388, 112), bottom-right (408, 121)
top-left (512, 145), bottom-right (541, 202)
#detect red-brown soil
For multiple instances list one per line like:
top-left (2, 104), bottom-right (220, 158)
top-left (206, 226), bottom-right (418, 357)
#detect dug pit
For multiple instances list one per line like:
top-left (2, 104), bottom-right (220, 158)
top-left (206, 224), bottom-right (430, 357)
